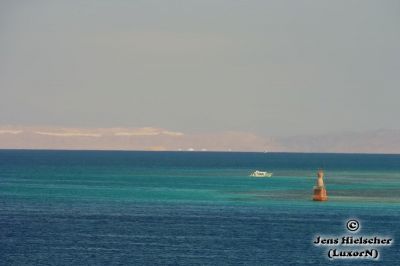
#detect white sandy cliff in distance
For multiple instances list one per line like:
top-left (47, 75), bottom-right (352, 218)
top-left (0, 126), bottom-right (399, 153)
top-left (0, 126), bottom-right (276, 152)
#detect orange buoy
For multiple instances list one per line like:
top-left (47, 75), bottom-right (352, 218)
top-left (313, 169), bottom-right (328, 201)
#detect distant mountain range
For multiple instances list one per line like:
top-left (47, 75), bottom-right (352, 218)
top-left (277, 129), bottom-right (400, 154)
top-left (0, 126), bottom-right (399, 154)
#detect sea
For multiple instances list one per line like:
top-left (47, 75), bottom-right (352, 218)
top-left (0, 150), bottom-right (399, 265)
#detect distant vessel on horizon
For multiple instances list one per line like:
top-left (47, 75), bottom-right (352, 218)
top-left (250, 170), bottom-right (273, 177)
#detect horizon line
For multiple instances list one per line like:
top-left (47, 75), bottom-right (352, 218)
top-left (1, 148), bottom-right (399, 156)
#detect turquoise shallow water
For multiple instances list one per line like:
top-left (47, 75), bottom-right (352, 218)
top-left (0, 150), bottom-right (399, 265)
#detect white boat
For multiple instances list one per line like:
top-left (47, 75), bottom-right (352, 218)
top-left (250, 170), bottom-right (273, 177)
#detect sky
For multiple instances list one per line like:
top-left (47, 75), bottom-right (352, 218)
top-left (1, 0), bottom-right (400, 138)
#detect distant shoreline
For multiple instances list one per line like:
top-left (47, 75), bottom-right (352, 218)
top-left (1, 148), bottom-right (399, 156)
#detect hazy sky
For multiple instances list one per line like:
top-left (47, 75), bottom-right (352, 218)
top-left (1, 0), bottom-right (399, 136)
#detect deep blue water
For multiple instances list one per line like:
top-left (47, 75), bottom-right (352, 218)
top-left (0, 150), bottom-right (399, 265)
